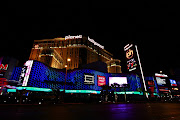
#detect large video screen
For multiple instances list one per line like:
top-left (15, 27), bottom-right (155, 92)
top-left (155, 73), bottom-right (168, 86)
top-left (156, 77), bottom-right (166, 86)
top-left (109, 77), bottom-right (128, 87)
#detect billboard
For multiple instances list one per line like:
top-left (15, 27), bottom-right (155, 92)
top-left (148, 80), bottom-right (155, 86)
top-left (97, 75), bottom-right (106, 86)
top-left (18, 60), bottom-right (34, 86)
top-left (109, 77), bottom-right (128, 87)
top-left (18, 66), bottom-right (28, 85)
top-left (170, 79), bottom-right (177, 86)
top-left (155, 73), bottom-right (168, 86)
top-left (124, 44), bottom-right (138, 72)
top-left (0, 64), bottom-right (8, 78)
top-left (156, 77), bottom-right (166, 86)
top-left (84, 74), bottom-right (94, 84)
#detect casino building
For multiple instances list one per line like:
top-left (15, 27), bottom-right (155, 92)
top-left (10, 60), bottom-right (142, 95)
top-left (1, 37), bottom-right (179, 101)
top-left (29, 35), bottom-right (115, 71)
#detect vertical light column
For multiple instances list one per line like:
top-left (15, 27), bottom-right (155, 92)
top-left (135, 45), bottom-right (148, 99)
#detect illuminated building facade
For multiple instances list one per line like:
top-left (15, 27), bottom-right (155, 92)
top-left (29, 35), bottom-right (113, 70)
top-left (0, 56), bottom-right (19, 93)
top-left (10, 60), bottom-right (142, 93)
top-left (106, 59), bottom-right (122, 73)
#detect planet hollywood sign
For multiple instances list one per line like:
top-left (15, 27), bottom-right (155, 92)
top-left (65, 35), bottom-right (82, 40)
top-left (88, 36), bottom-right (104, 49)
top-left (65, 35), bottom-right (104, 49)
top-left (0, 64), bottom-right (8, 78)
top-left (124, 44), bottom-right (137, 72)
top-left (0, 64), bottom-right (8, 71)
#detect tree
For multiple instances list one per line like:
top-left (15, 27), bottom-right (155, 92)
top-left (101, 85), bottom-right (111, 102)
top-left (121, 84), bottom-right (130, 102)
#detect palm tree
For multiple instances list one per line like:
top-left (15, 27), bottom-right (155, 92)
top-left (121, 84), bottom-right (130, 102)
top-left (101, 85), bottom-right (111, 102)
top-left (111, 83), bottom-right (120, 93)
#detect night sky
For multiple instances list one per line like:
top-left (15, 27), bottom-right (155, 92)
top-left (1, 1), bottom-right (179, 75)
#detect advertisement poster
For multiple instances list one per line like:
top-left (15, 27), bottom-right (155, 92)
top-left (155, 73), bottom-right (168, 86)
top-left (170, 79), bottom-right (177, 86)
top-left (124, 44), bottom-right (138, 72)
top-left (84, 74), bottom-right (94, 84)
top-left (97, 75), bottom-right (106, 86)
top-left (18, 66), bottom-right (28, 85)
top-left (109, 77), bottom-right (128, 87)
top-left (155, 73), bottom-right (170, 93)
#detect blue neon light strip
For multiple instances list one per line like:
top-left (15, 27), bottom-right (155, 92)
top-left (114, 91), bottom-right (141, 95)
top-left (65, 90), bottom-right (101, 94)
top-left (7, 89), bottom-right (16, 92)
top-left (7, 87), bottom-right (147, 95)
top-left (17, 87), bottom-right (52, 92)
top-left (7, 87), bottom-right (52, 92)
top-left (7, 87), bottom-right (102, 94)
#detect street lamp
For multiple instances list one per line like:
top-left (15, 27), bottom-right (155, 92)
top-left (64, 58), bottom-right (71, 92)
top-left (67, 58), bottom-right (71, 62)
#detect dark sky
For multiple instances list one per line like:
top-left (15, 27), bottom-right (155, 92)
top-left (1, 1), bottom-right (179, 75)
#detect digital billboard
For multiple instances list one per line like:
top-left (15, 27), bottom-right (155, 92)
top-left (18, 66), bottom-right (28, 85)
top-left (156, 77), bottom-right (166, 86)
top-left (170, 79), bottom-right (177, 86)
top-left (84, 74), bottom-right (94, 84)
top-left (124, 44), bottom-right (138, 72)
top-left (19, 60), bottom-right (34, 86)
top-left (155, 73), bottom-right (168, 86)
top-left (109, 77), bottom-right (128, 87)
top-left (97, 75), bottom-right (106, 86)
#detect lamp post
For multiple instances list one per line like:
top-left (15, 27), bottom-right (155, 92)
top-left (64, 58), bottom-right (71, 93)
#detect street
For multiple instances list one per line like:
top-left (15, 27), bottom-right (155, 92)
top-left (0, 103), bottom-right (180, 120)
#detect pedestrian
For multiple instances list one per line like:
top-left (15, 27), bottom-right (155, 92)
top-left (115, 94), bottom-right (118, 103)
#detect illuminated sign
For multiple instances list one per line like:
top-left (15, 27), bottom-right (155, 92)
top-left (97, 75), bottom-right (106, 86)
top-left (18, 66), bottom-right (27, 85)
top-left (155, 73), bottom-right (168, 77)
top-left (124, 44), bottom-right (133, 51)
top-left (34, 44), bottom-right (39, 49)
top-left (156, 77), bottom-right (166, 85)
top-left (88, 36), bottom-right (104, 49)
top-left (109, 77), bottom-right (128, 87)
top-left (65, 35), bottom-right (82, 40)
top-left (155, 73), bottom-right (168, 86)
top-left (0, 64), bottom-right (8, 78)
top-left (148, 81), bottom-right (155, 86)
top-left (124, 44), bottom-right (137, 72)
top-left (84, 74), bottom-right (94, 84)
top-left (65, 35), bottom-right (104, 49)
top-left (170, 79), bottom-right (177, 86)
top-left (0, 64), bottom-right (8, 70)
top-left (21, 60), bottom-right (34, 86)
top-left (172, 88), bottom-right (178, 91)
top-left (159, 87), bottom-right (169, 92)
